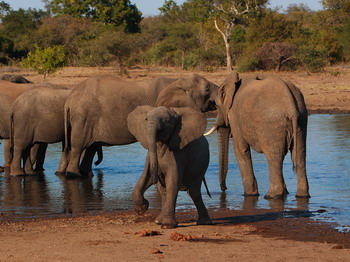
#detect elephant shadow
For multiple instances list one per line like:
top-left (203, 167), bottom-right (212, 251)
top-left (211, 194), bottom-right (311, 226)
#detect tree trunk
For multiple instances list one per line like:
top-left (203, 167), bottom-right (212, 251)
top-left (181, 50), bottom-right (185, 70)
top-left (218, 127), bottom-right (231, 191)
top-left (224, 39), bottom-right (233, 71)
top-left (214, 19), bottom-right (233, 72)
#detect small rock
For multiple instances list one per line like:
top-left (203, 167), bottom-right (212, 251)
top-left (170, 232), bottom-right (192, 241)
top-left (150, 248), bottom-right (163, 254)
top-left (134, 229), bottom-right (162, 237)
top-left (331, 245), bottom-right (343, 249)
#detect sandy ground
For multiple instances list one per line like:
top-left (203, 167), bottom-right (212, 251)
top-left (0, 65), bottom-right (350, 261)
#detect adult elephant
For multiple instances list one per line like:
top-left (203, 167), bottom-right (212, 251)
top-left (127, 106), bottom-right (211, 229)
top-left (208, 72), bottom-right (309, 199)
top-left (10, 84), bottom-right (71, 176)
top-left (0, 80), bottom-right (34, 171)
top-left (9, 84), bottom-right (103, 176)
top-left (64, 74), bottom-right (218, 177)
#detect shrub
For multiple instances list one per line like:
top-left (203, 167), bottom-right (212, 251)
top-left (237, 56), bottom-right (261, 72)
top-left (21, 45), bottom-right (66, 81)
top-left (297, 47), bottom-right (326, 73)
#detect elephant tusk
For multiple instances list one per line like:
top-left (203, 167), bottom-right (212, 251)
top-left (204, 125), bottom-right (217, 136)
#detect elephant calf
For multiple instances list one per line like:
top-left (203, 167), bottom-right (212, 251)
top-left (127, 106), bottom-right (211, 229)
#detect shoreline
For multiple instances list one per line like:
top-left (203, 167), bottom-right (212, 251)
top-left (0, 208), bottom-right (349, 261)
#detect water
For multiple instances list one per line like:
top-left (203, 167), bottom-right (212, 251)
top-left (0, 115), bottom-right (349, 232)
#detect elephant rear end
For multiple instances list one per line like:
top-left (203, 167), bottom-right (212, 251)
top-left (181, 136), bottom-right (210, 189)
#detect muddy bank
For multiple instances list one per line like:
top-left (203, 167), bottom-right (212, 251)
top-left (0, 208), bottom-right (349, 261)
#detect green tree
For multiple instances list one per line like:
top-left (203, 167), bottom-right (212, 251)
top-left (0, 34), bottom-right (13, 64)
top-left (0, 1), bottom-right (10, 21)
top-left (50, 0), bottom-right (142, 33)
top-left (22, 45), bottom-right (66, 81)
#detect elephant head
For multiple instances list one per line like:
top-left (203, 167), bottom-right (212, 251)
top-left (156, 74), bottom-right (218, 113)
top-left (127, 105), bottom-right (207, 184)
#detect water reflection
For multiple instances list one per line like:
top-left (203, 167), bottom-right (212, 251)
top-left (1, 169), bottom-right (51, 218)
top-left (0, 114), bottom-right (349, 232)
top-left (57, 172), bottom-right (104, 215)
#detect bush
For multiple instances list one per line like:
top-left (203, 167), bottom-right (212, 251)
top-left (297, 47), bottom-right (326, 73)
top-left (237, 56), bottom-right (261, 72)
top-left (21, 45), bottom-right (66, 81)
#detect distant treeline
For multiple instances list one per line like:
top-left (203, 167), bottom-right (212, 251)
top-left (0, 0), bottom-right (349, 73)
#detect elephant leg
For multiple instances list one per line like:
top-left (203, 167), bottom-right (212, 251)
top-left (66, 146), bottom-right (84, 178)
top-left (3, 139), bottom-right (12, 168)
top-left (32, 143), bottom-right (47, 172)
top-left (10, 142), bottom-right (27, 176)
top-left (56, 143), bottom-right (69, 175)
top-left (154, 183), bottom-right (166, 225)
top-left (233, 138), bottom-right (259, 196)
top-left (294, 137), bottom-right (310, 198)
top-left (188, 182), bottom-right (211, 225)
top-left (265, 153), bottom-right (288, 199)
top-left (24, 146), bottom-right (36, 175)
top-left (132, 155), bottom-right (153, 215)
top-left (159, 170), bottom-right (179, 229)
top-left (79, 145), bottom-right (97, 176)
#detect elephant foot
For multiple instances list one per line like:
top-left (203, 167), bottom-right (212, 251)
top-left (55, 170), bottom-right (66, 176)
top-left (0, 166), bottom-right (4, 173)
top-left (25, 169), bottom-right (39, 176)
top-left (10, 168), bottom-right (26, 176)
top-left (154, 214), bottom-right (163, 225)
top-left (264, 193), bottom-right (286, 200)
top-left (295, 193), bottom-right (311, 199)
top-left (66, 172), bottom-right (83, 179)
top-left (34, 167), bottom-right (45, 172)
top-left (197, 219), bottom-right (212, 226)
top-left (2, 162), bottom-right (11, 168)
top-left (134, 200), bottom-right (149, 215)
top-left (161, 222), bottom-right (178, 229)
top-left (243, 192), bottom-right (260, 197)
top-left (220, 183), bottom-right (227, 192)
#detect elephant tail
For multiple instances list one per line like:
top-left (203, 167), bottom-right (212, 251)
top-left (64, 107), bottom-right (71, 152)
top-left (291, 114), bottom-right (299, 174)
top-left (203, 176), bottom-right (212, 198)
top-left (9, 112), bottom-right (14, 155)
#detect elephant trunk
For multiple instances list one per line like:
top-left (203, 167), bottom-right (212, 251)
top-left (147, 118), bottom-right (159, 185)
top-left (218, 127), bottom-right (230, 191)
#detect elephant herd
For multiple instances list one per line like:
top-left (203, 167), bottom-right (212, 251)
top-left (0, 72), bottom-right (310, 228)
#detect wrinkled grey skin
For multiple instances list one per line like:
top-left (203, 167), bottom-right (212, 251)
top-left (127, 106), bottom-right (211, 229)
top-left (214, 72), bottom-right (309, 199)
top-left (10, 84), bottom-right (71, 176)
top-left (0, 74), bottom-right (32, 83)
top-left (0, 81), bottom-right (34, 171)
top-left (64, 74), bottom-right (218, 177)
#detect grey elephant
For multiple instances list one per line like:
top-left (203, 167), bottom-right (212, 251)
top-left (10, 84), bottom-right (71, 176)
top-left (127, 106), bottom-right (211, 229)
top-left (0, 81), bottom-right (34, 170)
top-left (64, 74), bottom-right (218, 177)
top-left (9, 84), bottom-right (103, 176)
top-left (208, 72), bottom-right (309, 199)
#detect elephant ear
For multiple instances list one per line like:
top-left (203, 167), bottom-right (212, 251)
top-left (219, 71), bottom-right (241, 125)
top-left (167, 107), bottom-right (207, 151)
top-left (156, 74), bottom-right (207, 110)
top-left (127, 105), bottom-right (154, 149)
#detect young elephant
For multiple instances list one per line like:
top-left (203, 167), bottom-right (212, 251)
top-left (127, 106), bottom-right (211, 229)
